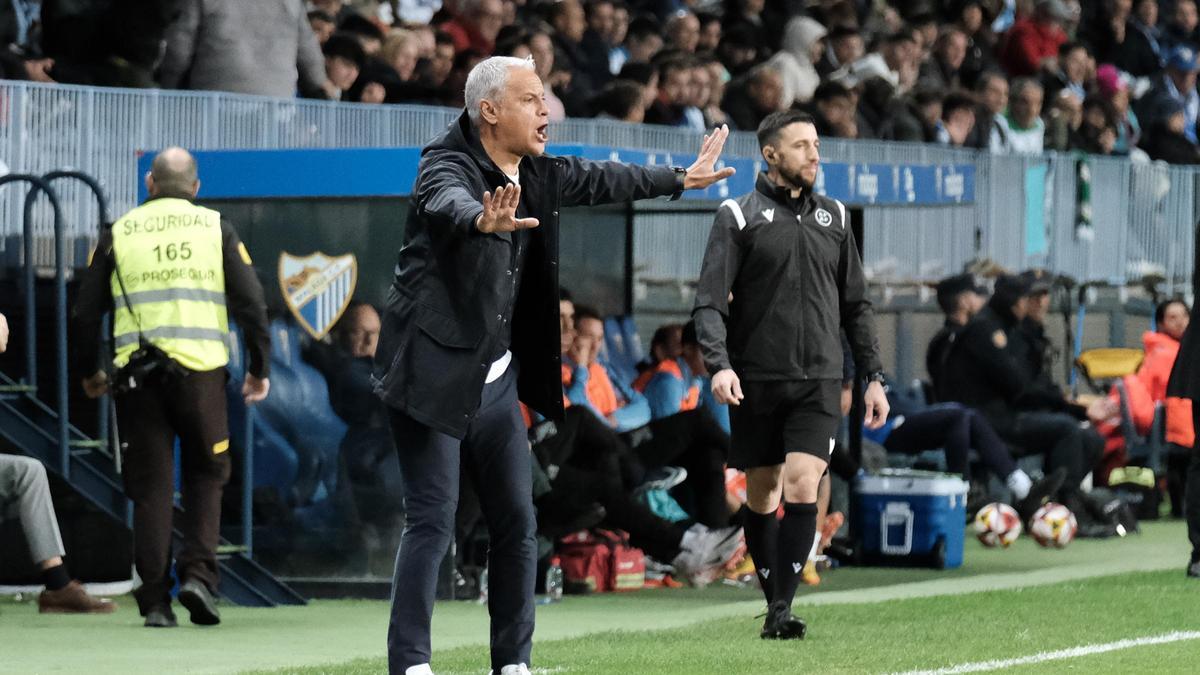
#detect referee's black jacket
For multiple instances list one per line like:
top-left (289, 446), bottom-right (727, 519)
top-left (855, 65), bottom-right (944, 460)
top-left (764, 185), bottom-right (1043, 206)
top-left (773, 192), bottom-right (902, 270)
top-left (693, 173), bottom-right (882, 382)
top-left (373, 111), bottom-right (681, 439)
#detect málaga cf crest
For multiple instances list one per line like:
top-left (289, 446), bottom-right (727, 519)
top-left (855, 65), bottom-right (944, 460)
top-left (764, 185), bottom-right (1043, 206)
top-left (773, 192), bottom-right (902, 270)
top-left (278, 252), bottom-right (358, 340)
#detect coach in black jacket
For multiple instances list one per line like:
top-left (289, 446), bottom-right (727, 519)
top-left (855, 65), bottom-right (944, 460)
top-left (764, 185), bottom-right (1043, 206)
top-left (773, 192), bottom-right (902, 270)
top-left (374, 55), bottom-right (734, 675)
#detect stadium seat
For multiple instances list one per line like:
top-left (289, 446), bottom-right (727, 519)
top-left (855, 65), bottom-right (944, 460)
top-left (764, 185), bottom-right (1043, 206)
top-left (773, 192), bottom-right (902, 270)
top-left (225, 320), bottom-right (348, 506)
top-left (1075, 348), bottom-right (1144, 393)
top-left (602, 315), bottom-right (644, 387)
top-left (1114, 380), bottom-right (1167, 474)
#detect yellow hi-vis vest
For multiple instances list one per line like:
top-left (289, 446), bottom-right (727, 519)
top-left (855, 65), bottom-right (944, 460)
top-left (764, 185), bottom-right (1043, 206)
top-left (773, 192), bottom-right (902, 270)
top-left (110, 198), bottom-right (229, 372)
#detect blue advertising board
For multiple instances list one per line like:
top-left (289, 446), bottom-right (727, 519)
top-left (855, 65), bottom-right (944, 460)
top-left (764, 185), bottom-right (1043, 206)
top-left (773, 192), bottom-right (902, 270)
top-left (138, 145), bottom-right (975, 206)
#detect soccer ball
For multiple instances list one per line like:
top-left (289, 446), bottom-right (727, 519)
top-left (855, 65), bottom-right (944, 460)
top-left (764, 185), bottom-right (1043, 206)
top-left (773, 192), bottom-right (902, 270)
top-left (973, 502), bottom-right (1022, 548)
top-left (1030, 502), bottom-right (1078, 548)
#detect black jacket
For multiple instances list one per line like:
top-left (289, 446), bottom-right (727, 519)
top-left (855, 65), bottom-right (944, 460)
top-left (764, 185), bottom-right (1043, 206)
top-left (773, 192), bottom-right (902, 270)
top-left (1011, 317), bottom-right (1085, 418)
top-left (372, 111), bottom-right (680, 439)
top-left (940, 302), bottom-right (1031, 432)
top-left (693, 173), bottom-right (882, 382)
top-left (73, 202), bottom-right (271, 378)
top-left (926, 319), bottom-right (965, 401)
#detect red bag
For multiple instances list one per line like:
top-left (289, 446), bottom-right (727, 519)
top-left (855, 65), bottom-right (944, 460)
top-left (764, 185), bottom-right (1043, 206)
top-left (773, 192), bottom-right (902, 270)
top-left (558, 530), bottom-right (645, 593)
top-left (559, 531), bottom-right (612, 593)
top-left (596, 530), bottom-right (645, 592)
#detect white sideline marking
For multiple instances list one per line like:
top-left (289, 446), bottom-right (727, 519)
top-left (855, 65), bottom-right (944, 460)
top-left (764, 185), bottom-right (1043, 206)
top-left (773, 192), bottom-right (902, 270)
top-left (891, 631), bottom-right (1200, 675)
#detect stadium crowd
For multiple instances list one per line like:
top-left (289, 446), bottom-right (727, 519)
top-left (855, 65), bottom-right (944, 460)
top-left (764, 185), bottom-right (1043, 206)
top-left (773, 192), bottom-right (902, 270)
top-left (4, 0), bottom-right (1200, 162)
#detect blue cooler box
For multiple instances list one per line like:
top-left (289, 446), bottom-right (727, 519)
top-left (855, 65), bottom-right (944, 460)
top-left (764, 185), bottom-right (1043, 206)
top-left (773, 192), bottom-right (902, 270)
top-left (854, 469), bottom-right (968, 569)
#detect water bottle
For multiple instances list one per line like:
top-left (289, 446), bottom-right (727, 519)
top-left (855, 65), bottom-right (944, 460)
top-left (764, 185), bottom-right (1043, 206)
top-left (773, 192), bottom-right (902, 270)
top-left (478, 565), bottom-right (488, 605)
top-left (545, 557), bottom-right (564, 603)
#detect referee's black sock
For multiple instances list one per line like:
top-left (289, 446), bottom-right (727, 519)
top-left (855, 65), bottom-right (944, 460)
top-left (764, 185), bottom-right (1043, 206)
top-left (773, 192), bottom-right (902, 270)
top-left (741, 505), bottom-right (778, 605)
top-left (776, 501), bottom-right (818, 608)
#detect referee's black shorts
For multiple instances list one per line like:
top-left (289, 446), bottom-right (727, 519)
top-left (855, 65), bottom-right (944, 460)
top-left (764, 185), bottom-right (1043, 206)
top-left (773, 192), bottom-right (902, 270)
top-left (728, 379), bottom-right (842, 470)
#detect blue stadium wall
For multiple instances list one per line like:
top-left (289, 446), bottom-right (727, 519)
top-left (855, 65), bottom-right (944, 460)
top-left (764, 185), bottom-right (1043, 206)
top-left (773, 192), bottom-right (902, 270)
top-left (138, 146), bottom-right (975, 319)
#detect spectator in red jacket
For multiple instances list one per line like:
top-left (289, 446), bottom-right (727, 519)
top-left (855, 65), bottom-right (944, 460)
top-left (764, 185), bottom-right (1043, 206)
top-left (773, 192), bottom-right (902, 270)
top-left (1001, 0), bottom-right (1070, 77)
top-left (1090, 299), bottom-right (1192, 482)
top-left (439, 0), bottom-right (505, 56)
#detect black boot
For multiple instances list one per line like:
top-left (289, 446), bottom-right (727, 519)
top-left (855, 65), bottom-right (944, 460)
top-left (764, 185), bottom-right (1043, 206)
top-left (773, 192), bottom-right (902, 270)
top-left (760, 600), bottom-right (807, 640)
top-left (1015, 468), bottom-right (1066, 524)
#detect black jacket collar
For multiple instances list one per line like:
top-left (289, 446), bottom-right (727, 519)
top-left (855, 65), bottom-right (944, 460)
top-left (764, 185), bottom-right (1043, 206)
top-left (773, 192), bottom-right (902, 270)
top-left (754, 172), bottom-right (813, 212)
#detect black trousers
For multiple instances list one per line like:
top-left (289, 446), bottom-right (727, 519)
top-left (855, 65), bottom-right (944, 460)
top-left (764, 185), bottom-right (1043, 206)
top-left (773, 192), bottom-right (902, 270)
top-left (1000, 411), bottom-right (1103, 494)
top-left (117, 368), bottom-right (230, 615)
top-left (625, 409), bottom-right (730, 529)
top-left (885, 404), bottom-right (1019, 481)
top-left (387, 365), bottom-right (535, 673)
top-left (1188, 453), bottom-right (1200, 561)
top-left (1186, 401), bottom-right (1200, 560)
top-left (534, 406), bottom-right (631, 488)
top-left (539, 462), bottom-right (686, 562)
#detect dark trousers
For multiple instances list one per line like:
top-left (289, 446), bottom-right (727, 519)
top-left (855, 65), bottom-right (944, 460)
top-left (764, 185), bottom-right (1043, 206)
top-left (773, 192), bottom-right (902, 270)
top-left (539, 462), bottom-right (686, 562)
top-left (1001, 411), bottom-right (1103, 493)
top-left (626, 408), bottom-right (730, 529)
top-left (387, 365), bottom-right (535, 673)
top-left (1188, 452), bottom-right (1200, 561)
top-left (885, 404), bottom-right (1018, 481)
top-left (117, 368), bottom-right (230, 615)
top-left (534, 406), bottom-right (631, 487)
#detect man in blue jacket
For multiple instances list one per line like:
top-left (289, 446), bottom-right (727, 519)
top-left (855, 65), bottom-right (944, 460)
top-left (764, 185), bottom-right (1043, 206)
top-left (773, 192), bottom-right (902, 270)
top-left (372, 55), bottom-right (734, 675)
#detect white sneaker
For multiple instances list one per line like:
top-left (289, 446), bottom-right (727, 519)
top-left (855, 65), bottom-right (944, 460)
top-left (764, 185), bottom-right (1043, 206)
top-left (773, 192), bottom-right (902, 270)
top-left (488, 665), bottom-right (532, 675)
top-left (673, 525), bottom-right (744, 587)
top-left (405, 665), bottom-right (434, 675)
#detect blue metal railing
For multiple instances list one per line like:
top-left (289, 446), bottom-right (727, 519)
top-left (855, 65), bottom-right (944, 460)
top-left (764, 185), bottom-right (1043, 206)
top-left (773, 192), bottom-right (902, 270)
top-left (5, 173), bottom-right (69, 474)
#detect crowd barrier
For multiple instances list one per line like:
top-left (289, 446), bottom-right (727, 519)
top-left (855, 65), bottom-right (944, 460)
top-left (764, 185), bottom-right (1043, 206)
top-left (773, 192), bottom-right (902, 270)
top-left (0, 81), bottom-right (1192, 292)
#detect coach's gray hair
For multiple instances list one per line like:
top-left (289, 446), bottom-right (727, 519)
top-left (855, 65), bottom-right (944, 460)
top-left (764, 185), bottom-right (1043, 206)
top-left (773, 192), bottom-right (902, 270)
top-left (465, 56), bottom-right (537, 124)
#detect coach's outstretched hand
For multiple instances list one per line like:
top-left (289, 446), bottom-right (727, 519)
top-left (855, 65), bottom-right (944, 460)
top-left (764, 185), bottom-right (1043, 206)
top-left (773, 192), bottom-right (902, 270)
top-left (477, 184), bottom-right (540, 234)
top-left (684, 125), bottom-right (736, 190)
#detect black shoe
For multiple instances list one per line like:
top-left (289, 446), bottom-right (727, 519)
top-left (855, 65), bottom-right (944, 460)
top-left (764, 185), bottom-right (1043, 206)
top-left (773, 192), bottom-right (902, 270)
top-left (178, 580), bottom-right (221, 626)
top-left (760, 600), bottom-right (807, 640)
top-left (144, 605), bottom-right (178, 628)
top-left (1187, 560), bottom-right (1200, 578)
top-left (1016, 468), bottom-right (1067, 523)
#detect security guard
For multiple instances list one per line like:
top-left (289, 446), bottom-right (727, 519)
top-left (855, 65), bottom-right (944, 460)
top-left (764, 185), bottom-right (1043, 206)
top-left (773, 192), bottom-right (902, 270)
top-left (940, 274), bottom-right (1096, 507)
top-left (73, 147), bottom-right (271, 628)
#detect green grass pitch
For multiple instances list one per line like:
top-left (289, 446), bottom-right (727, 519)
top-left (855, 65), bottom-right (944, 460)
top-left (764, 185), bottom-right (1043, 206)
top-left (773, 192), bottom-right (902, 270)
top-left (3, 521), bottom-right (1197, 674)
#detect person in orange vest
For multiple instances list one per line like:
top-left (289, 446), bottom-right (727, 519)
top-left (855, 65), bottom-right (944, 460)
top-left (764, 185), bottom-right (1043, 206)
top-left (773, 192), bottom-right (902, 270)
top-left (1089, 299), bottom-right (1192, 491)
top-left (637, 324), bottom-right (702, 421)
top-left (632, 324), bottom-right (684, 391)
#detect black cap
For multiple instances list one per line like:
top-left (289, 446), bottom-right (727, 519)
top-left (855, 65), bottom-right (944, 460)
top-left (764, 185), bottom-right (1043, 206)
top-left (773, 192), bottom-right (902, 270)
top-left (935, 273), bottom-right (987, 313)
top-left (992, 273), bottom-right (1032, 308)
top-left (1020, 268), bottom-right (1053, 294)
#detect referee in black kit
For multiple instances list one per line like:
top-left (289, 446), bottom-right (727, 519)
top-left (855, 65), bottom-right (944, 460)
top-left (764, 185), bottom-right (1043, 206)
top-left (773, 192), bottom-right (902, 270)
top-left (694, 110), bottom-right (889, 640)
top-left (372, 55), bottom-right (734, 675)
